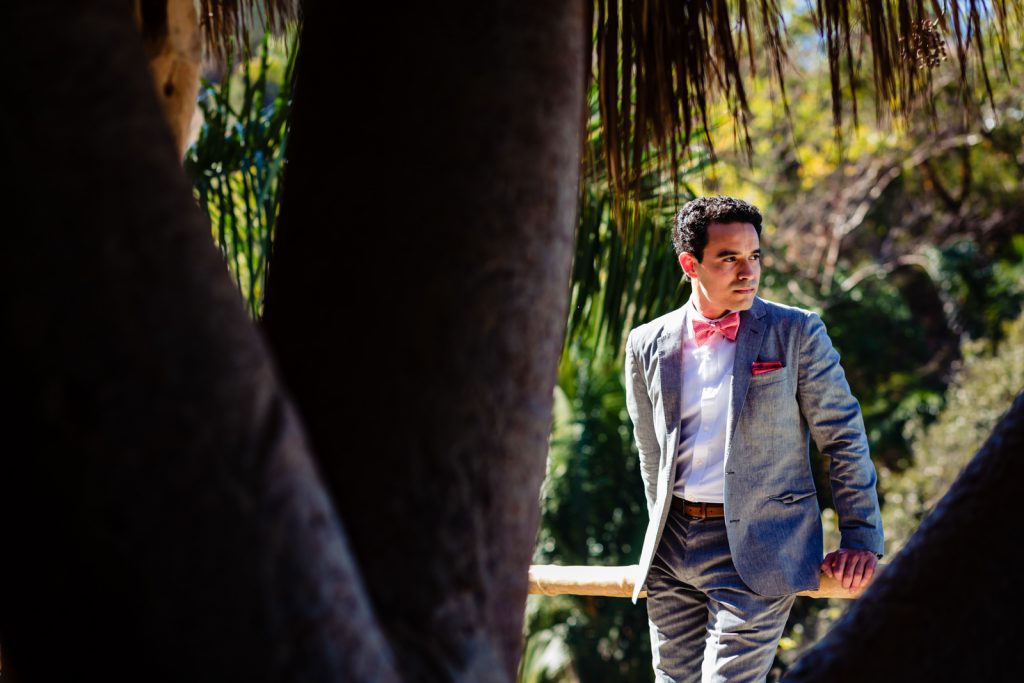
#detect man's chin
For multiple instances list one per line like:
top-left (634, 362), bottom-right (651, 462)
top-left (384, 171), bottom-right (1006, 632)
top-left (732, 291), bottom-right (757, 310)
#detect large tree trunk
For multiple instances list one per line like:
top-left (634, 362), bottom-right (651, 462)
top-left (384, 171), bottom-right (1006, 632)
top-left (784, 391), bottom-right (1024, 681)
top-left (0, 2), bottom-right (394, 680)
top-left (262, 2), bottom-right (586, 680)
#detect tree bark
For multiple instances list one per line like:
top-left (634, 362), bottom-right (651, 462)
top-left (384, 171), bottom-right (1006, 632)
top-left (784, 392), bottom-right (1024, 681)
top-left (132, 0), bottom-right (202, 159)
top-left (0, 2), bottom-right (394, 680)
top-left (262, 1), bottom-right (586, 680)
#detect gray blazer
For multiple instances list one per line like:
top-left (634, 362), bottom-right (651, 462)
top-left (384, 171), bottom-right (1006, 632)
top-left (625, 297), bottom-right (883, 602)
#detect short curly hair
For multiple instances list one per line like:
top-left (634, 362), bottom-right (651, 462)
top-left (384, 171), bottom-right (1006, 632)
top-left (672, 196), bottom-right (763, 262)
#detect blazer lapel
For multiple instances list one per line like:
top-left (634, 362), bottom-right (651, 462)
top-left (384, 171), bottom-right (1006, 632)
top-left (728, 297), bottom-right (768, 445)
top-left (658, 307), bottom-right (685, 434)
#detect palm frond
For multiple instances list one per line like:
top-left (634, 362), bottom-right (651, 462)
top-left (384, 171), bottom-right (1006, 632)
top-left (566, 85), bottom-right (711, 353)
top-left (592, 0), bottom-right (789, 207)
top-left (198, 0), bottom-right (301, 59)
top-left (591, 0), bottom-right (1020, 206)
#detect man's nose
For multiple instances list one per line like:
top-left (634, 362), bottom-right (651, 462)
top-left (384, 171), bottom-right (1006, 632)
top-left (738, 260), bottom-right (756, 280)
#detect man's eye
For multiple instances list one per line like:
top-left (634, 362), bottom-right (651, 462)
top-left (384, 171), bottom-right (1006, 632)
top-left (751, 254), bottom-right (761, 260)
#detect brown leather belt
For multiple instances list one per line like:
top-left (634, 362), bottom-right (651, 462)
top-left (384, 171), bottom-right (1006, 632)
top-left (672, 497), bottom-right (725, 519)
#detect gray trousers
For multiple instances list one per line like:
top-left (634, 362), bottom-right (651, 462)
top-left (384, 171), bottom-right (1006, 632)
top-left (646, 501), bottom-right (796, 683)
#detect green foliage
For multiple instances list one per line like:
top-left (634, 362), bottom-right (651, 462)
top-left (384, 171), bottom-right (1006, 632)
top-left (817, 237), bottom-right (1024, 469)
top-left (517, 602), bottom-right (578, 683)
top-left (881, 312), bottom-right (1024, 556)
top-left (819, 274), bottom-right (942, 467)
top-left (185, 32), bottom-right (297, 319)
top-left (569, 186), bottom-right (688, 358)
top-left (522, 343), bottom-right (651, 683)
top-left (538, 346), bottom-right (646, 566)
top-left (567, 83), bottom-right (713, 356)
top-left (938, 237), bottom-right (1024, 343)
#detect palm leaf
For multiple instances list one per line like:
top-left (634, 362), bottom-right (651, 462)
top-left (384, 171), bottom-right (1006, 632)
top-left (590, 0), bottom-right (1021, 205)
top-left (197, 0), bottom-right (300, 59)
top-left (565, 83), bottom-right (710, 354)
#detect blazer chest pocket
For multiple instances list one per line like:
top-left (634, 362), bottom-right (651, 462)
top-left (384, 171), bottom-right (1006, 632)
top-left (749, 369), bottom-right (788, 388)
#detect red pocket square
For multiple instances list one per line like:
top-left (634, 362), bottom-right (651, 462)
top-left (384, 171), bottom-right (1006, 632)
top-left (751, 361), bottom-right (784, 376)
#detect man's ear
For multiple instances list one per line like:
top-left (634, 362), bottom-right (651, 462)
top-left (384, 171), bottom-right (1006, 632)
top-left (679, 252), bottom-right (699, 279)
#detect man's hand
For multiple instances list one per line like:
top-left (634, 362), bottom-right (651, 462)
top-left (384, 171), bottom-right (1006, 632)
top-left (820, 548), bottom-right (877, 592)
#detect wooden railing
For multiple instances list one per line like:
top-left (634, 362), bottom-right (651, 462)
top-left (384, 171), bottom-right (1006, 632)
top-left (528, 564), bottom-right (881, 599)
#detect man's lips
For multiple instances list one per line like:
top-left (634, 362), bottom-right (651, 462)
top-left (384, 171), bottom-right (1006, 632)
top-left (734, 285), bottom-right (757, 293)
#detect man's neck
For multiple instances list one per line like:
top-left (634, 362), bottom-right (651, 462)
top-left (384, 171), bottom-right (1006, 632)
top-left (690, 295), bottom-right (731, 321)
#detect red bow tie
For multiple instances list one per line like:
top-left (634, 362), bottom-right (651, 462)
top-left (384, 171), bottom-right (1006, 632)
top-left (693, 311), bottom-right (740, 346)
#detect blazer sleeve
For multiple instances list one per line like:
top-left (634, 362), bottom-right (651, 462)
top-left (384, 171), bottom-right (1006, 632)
top-left (795, 311), bottom-right (885, 556)
top-left (625, 329), bottom-right (661, 516)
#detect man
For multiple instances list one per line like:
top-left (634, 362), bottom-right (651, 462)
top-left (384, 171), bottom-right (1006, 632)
top-left (624, 196), bottom-right (883, 682)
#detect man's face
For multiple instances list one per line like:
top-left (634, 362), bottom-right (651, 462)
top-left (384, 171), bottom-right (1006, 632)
top-left (678, 221), bottom-right (760, 319)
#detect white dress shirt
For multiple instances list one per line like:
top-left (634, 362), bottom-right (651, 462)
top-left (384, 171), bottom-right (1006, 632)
top-left (672, 295), bottom-right (736, 503)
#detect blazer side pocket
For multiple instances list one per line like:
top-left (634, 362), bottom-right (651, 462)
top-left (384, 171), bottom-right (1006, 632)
top-left (767, 490), bottom-right (817, 504)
